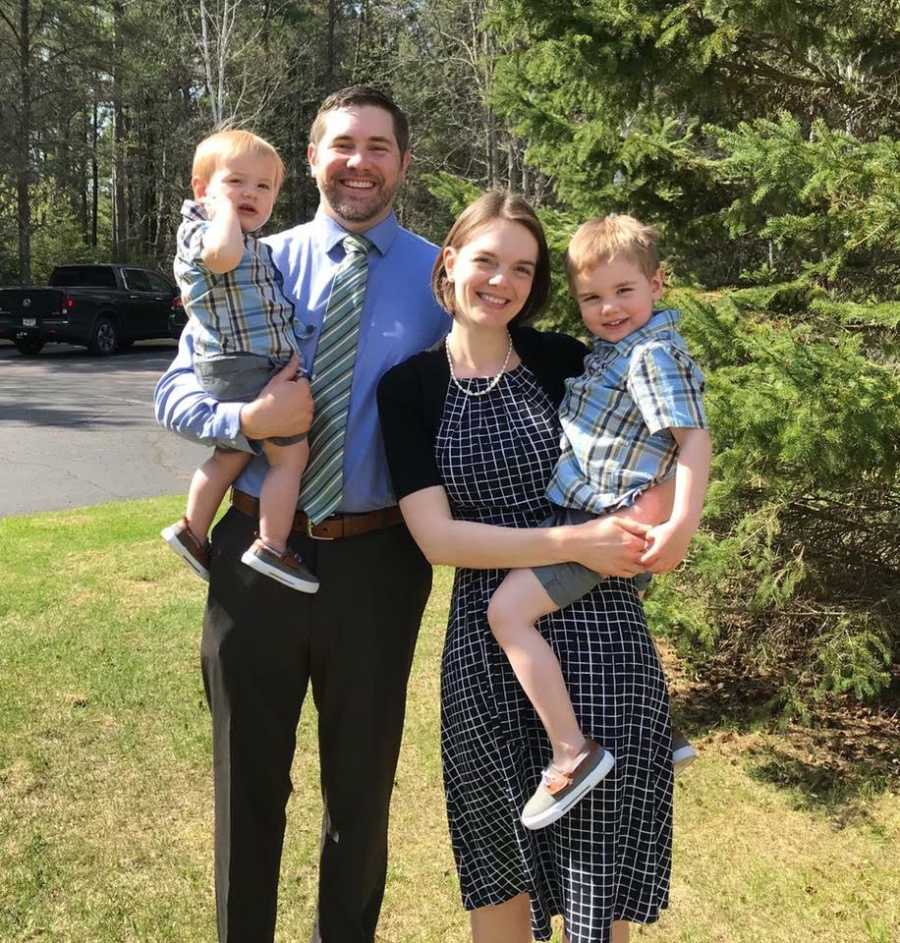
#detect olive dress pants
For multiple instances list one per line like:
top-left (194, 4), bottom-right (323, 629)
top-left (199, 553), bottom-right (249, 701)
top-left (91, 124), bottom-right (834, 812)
top-left (201, 507), bottom-right (432, 943)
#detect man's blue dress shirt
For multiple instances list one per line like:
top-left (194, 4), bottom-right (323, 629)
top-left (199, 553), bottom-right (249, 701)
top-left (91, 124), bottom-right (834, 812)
top-left (155, 209), bottom-right (449, 513)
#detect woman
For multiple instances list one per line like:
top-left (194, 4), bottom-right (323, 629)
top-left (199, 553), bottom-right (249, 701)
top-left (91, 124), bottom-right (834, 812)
top-left (377, 192), bottom-right (672, 943)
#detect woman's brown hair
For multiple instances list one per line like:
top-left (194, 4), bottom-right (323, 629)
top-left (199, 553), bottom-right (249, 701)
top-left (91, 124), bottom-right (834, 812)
top-left (431, 191), bottom-right (551, 328)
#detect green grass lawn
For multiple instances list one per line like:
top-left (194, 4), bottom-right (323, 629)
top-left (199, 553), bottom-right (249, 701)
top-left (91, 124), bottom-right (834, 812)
top-left (1, 497), bottom-right (898, 942)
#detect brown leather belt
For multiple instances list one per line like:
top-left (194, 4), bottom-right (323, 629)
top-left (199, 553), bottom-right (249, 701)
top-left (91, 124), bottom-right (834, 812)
top-left (230, 488), bottom-right (403, 540)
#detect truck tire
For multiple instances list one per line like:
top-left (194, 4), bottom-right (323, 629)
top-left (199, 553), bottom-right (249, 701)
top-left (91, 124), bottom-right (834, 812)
top-left (15, 338), bottom-right (45, 356)
top-left (88, 317), bottom-right (118, 356)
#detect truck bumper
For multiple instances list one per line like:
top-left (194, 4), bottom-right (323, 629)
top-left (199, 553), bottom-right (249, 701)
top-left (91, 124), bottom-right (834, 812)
top-left (0, 318), bottom-right (85, 345)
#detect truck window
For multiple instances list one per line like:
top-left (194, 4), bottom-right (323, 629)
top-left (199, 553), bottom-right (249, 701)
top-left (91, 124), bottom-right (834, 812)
top-left (147, 272), bottom-right (174, 293)
top-left (123, 268), bottom-right (153, 292)
top-left (49, 266), bottom-right (117, 288)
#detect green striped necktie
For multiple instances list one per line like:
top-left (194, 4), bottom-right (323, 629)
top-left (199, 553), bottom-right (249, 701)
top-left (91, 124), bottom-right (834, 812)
top-left (300, 233), bottom-right (371, 524)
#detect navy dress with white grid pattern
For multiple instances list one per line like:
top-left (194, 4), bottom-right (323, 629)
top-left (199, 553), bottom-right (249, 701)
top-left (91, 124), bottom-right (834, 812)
top-left (436, 363), bottom-right (672, 942)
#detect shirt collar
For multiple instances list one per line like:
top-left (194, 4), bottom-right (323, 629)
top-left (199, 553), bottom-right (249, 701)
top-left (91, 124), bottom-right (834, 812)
top-left (313, 207), bottom-right (398, 257)
top-left (592, 307), bottom-right (681, 357)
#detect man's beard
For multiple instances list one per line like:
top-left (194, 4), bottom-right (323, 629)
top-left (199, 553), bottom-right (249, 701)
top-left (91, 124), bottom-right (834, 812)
top-left (321, 176), bottom-right (398, 224)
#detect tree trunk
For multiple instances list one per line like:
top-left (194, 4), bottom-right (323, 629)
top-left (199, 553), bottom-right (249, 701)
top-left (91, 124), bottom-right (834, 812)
top-left (486, 109), bottom-right (497, 189)
top-left (198, 0), bottom-right (218, 123)
top-left (78, 105), bottom-right (89, 243)
top-left (16, 0), bottom-right (33, 284)
top-left (325, 0), bottom-right (338, 87)
top-left (156, 142), bottom-right (168, 257)
top-left (352, 0), bottom-right (365, 78)
top-left (482, 22), bottom-right (497, 189)
top-left (91, 92), bottom-right (99, 248)
top-left (111, 0), bottom-right (128, 261)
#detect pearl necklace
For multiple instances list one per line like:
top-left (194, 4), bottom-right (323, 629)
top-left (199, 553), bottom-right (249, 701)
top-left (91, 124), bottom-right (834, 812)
top-left (445, 333), bottom-right (513, 397)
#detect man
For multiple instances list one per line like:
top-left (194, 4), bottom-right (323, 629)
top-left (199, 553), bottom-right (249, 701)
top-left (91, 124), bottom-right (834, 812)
top-left (155, 86), bottom-right (448, 943)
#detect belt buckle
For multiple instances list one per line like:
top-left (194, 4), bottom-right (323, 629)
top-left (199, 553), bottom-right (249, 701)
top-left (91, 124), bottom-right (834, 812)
top-left (306, 517), bottom-right (335, 540)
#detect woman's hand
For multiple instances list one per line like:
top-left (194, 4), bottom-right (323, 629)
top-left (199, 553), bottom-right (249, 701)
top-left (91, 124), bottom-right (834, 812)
top-left (640, 519), bottom-right (692, 572)
top-left (568, 514), bottom-right (650, 578)
top-left (239, 354), bottom-right (313, 439)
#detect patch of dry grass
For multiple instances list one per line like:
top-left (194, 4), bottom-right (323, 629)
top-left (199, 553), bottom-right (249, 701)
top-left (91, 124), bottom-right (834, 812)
top-left (1, 498), bottom-right (897, 942)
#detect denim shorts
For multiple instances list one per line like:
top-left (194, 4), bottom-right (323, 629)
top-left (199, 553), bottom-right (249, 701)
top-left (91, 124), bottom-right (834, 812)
top-left (532, 505), bottom-right (652, 608)
top-left (194, 352), bottom-right (307, 446)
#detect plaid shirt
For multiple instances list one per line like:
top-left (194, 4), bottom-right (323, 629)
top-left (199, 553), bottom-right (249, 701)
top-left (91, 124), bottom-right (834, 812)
top-left (546, 308), bottom-right (706, 515)
top-left (174, 200), bottom-right (302, 361)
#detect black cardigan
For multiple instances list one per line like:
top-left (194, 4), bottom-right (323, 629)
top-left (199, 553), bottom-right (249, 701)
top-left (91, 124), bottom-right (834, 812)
top-left (377, 326), bottom-right (588, 500)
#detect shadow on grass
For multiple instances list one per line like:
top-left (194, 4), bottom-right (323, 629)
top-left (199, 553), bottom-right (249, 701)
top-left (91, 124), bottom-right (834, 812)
top-left (665, 657), bottom-right (900, 823)
top-left (747, 749), bottom-right (897, 830)
top-left (670, 673), bottom-right (782, 735)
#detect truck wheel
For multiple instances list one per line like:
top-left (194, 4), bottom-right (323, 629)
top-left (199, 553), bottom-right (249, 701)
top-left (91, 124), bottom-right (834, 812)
top-left (15, 338), bottom-right (45, 356)
top-left (88, 317), bottom-right (118, 356)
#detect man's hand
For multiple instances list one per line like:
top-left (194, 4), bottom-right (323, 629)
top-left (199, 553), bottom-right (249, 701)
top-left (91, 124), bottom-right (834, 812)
top-left (239, 354), bottom-right (313, 440)
top-left (571, 515), bottom-right (651, 578)
top-left (640, 519), bottom-right (693, 572)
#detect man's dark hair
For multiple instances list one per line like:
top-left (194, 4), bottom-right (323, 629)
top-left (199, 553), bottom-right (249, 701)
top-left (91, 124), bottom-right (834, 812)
top-left (310, 85), bottom-right (410, 154)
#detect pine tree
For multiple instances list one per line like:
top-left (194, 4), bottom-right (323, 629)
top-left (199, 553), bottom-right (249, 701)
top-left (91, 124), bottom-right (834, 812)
top-left (483, 0), bottom-right (900, 713)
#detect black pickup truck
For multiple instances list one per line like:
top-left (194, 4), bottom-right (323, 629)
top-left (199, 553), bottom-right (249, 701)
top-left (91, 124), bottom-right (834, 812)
top-left (0, 263), bottom-right (183, 356)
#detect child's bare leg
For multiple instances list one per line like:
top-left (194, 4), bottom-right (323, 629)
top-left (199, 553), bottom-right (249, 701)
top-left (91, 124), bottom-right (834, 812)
top-left (185, 447), bottom-right (252, 539)
top-left (487, 569), bottom-right (587, 770)
top-left (258, 438), bottom-right (308, 552)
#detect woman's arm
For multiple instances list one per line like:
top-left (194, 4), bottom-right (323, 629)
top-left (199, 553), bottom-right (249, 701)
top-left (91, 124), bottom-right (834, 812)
top-left (379, 348), bottom-right (647, 577)
top-left (399, 485), bottom-right (649, 577)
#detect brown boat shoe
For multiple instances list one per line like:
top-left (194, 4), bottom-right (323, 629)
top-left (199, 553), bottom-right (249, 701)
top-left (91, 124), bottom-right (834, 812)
top-left (240, 538), bottom-right (320, 593)
top-left (520, 739), bottom-right (615, 830)
top-left (161, 517), bottom-right (210, 582)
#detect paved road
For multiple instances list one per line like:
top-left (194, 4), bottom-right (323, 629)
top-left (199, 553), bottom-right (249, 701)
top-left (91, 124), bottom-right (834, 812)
top-left (0, 339), bottom-right (209, 517)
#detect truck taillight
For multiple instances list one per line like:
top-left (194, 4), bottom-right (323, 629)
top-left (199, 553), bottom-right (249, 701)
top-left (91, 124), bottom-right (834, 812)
top-left (63, 295), bottom-right (75, 311)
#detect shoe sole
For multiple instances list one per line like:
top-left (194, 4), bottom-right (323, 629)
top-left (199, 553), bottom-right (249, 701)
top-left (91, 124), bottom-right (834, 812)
top-left (521, 750), bottom-right (616, 830)
top-left (161, 526), bottom-right (209, 582)
top-left (240, 548), bottom-right (320, 593)
top-left (673, 744), bottom-right (698, 773)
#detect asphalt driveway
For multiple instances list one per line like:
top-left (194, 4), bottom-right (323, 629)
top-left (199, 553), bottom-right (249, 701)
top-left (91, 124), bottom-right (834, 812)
top-left (0, 340), bottom-right (209, 517)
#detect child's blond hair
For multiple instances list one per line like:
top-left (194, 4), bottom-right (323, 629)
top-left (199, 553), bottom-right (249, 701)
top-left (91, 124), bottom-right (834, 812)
top-left (565, 214), bottom-right (659, 288)
top-left (192, 129), bottom-right (285, 191)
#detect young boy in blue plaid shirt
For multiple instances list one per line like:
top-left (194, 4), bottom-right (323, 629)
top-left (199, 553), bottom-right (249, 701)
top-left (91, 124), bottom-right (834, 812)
top-left (161, 130), bottom-right (318, 594)
top-left (487, 214), bottom-right (711, 829)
